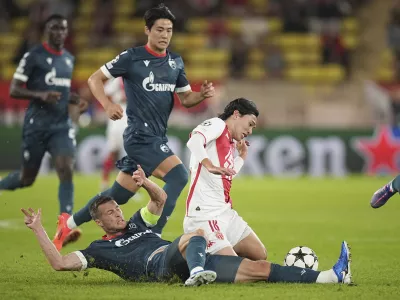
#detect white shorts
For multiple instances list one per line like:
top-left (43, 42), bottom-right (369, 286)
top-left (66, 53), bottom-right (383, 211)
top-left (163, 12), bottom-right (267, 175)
top-left (106, 120), bottom-right (127, 153)
top-left (183, 209), bottom-right (253, 254)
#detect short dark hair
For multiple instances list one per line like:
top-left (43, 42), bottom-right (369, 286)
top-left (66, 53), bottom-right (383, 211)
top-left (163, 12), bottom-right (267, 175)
top-left (89, 196), bottom-right (115, 220)
top-left (143, 3), bottom-right (176, 30)
top-left (218, 98), bottom-right (259, 121)
top-left (44, 14), bottom-right (66, 27)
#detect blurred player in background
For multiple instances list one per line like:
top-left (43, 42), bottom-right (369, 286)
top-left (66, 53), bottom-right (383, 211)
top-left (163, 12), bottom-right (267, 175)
top-left (101, 77), bottom-right (127, 191)
top-left (0, 14), bottom-right (85, 245)
top-left (184, 98), bottom-right (267, 261)
top-left (53, 4), bottom-right (215, 250)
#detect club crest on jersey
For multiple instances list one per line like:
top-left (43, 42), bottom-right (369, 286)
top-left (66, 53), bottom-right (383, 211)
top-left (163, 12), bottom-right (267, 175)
top-left (45, 68), bottom-right (71, 87)
top-left (65, 58), bottom-right (73, 68)
top-left (142, 71), bottom-right (176, 92)
top-left (215, 231), bottom-right (224, 240)
top-left (168, 59), bottom-right (176, 69)
top-left (160, 144), bottom-right (170, 153)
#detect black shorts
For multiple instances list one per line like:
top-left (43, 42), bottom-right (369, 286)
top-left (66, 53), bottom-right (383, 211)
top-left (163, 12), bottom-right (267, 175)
top-left (21, 127), bottom-right (76, 169)
top-left (147, 236), bottom-right (244, 283)
top-left (116, 134), bottom-right (174, 177)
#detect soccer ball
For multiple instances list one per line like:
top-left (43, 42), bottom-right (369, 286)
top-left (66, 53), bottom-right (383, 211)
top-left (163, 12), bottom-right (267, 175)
top-left (284, 246), bottom-right (319, 271)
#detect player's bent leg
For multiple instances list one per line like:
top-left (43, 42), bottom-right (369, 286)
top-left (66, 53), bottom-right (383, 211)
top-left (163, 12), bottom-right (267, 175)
top-left (233, 231), bottom-right (267, 260)
top-left (223, 240), bottom-right (352, 284)
top-left (173, 230), bottom-right (216, 286)
top-left (178, 229), bottom-right (207, 257)
top-left (0, 166), bottom-right (39, 191)
top-left (152, 155), bottom-right (189, 234)
top-left (2, 130), bottom-right (47, 191)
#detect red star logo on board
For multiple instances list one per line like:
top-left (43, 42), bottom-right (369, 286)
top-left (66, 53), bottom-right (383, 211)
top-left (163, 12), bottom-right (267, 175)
top-left (352, 126), bottom-right (400, 175)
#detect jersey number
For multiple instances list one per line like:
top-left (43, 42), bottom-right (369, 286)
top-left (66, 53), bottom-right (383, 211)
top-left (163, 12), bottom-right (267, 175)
top-left (208, 220), bottom-right (220, 232)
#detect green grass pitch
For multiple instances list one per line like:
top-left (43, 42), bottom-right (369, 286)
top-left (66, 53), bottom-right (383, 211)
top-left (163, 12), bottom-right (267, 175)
top-left (0, 174), bottom-right (399, 299)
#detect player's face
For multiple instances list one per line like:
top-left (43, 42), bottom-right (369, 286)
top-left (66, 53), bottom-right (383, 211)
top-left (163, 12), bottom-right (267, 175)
top-left (96, 201), bottom-right (127, 233)
top-left (47, 19), bottom-right (68, 48)
top-left (146, 19), bottom-right (173, 52)
top-left (233, 112), bottom-right (257, 141)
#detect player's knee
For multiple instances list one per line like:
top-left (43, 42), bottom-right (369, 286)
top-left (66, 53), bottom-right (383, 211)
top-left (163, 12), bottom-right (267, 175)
top-left (56, 165), bottom-right (73, 181)
top-left (259, 246), bottom-right (268, 260)
top-left (177, 166), bottom-right (189, 187)
top-left (193, 228), bottom-right (206, 238)
top-left (165, 164), bottom-right (188, 188)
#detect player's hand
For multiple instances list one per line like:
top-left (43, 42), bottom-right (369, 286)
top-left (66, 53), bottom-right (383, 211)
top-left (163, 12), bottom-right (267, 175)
top-left (236, 140), bottom-right (249, 159)
top-left (132, 165), bottom-right (146, 187)
top-left (200, 80), bottom-right (215, 99)
top-left (21, 208), bottom-right (43, 231)
top-left (206, 165), bottom-right (236, 177)
top-left (39, 91), bottom-right (61, 104)
top-left (105, 102), bottom-right (123, 121)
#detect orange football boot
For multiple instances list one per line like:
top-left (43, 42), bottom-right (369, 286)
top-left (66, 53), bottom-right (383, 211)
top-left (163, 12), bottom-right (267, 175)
top-left (53, 213), bottom-right (82, 251)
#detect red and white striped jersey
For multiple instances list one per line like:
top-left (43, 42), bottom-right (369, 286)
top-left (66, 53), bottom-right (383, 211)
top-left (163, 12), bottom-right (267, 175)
top-left (186, 117), bottom-right (235, 218)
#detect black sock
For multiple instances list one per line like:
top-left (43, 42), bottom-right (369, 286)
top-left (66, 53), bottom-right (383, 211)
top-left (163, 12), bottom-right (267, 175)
top-left (0, 171), bottom-right (23, 190)
top-left (268, 263), bottom-right (320, 283)
top-left (73, 181), bottom-right (134, 226)
top-left (186, 236), bottom-right (207, 274)
top-left (58, 181), bottom-right (74, 214)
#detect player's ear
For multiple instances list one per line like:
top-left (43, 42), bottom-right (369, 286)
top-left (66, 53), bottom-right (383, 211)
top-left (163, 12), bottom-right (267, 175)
top-left (94, 218), bottom-right (102, 227)
top-left (144, 26), bottom-right (150, 36)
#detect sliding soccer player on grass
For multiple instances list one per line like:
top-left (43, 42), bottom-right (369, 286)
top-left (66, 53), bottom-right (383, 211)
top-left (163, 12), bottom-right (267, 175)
top-left (22, 165), bottom-right (352, 286)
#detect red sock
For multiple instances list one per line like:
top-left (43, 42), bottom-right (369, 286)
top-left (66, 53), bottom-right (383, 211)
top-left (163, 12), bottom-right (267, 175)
top-left (102, 154), bottom-right (115, 181)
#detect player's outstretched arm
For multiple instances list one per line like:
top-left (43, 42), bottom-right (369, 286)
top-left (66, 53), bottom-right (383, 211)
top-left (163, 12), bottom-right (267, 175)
top-left (177, 80), bottom-right (215, 108)
top-left (132, 165), bottom-right (167, 216)
top-left (21, 208), bottom-right (83, 271)
top-left (88, 69), bottom-right (123, 121)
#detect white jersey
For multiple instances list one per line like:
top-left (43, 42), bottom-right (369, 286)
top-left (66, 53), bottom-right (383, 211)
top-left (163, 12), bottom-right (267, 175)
top-left (104, 77), bottom-right (128, 125)
top-left (185, 117), bottom-right (236, 218)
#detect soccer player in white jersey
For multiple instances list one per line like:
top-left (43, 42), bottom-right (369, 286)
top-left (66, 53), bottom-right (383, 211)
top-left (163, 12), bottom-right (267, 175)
top-left (184, 98), bottom-right (267, 260)
top-left (101, 77), bottom-right (128, 190)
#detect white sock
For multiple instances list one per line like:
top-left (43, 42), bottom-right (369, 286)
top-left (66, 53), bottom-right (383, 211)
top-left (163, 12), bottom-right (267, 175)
top-left (190, 266), bottom-right (204, 276)
top-left (66, 216), bottom-right (77, 230)
top-left (316, 269), bottom-right (338, 283)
